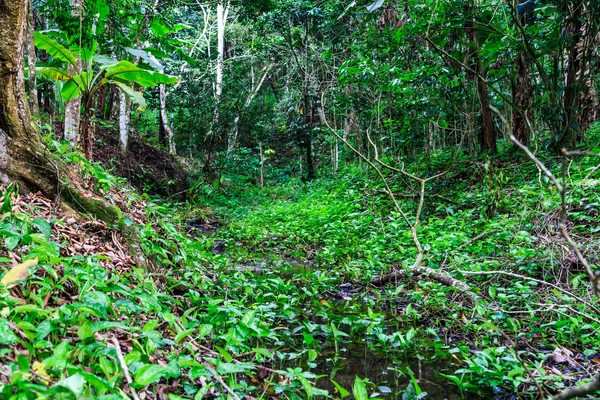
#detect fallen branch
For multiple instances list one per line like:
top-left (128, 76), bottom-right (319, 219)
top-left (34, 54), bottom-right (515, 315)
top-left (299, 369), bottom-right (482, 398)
top-left (371, 266), bottom-right (478, 303)
top-left (111, 337), bottom-right (140, 400)
top-left (203, 364), bottom-right (241, 400)
top-left (459, 270), bottom-right (600, 315)
top-left (552, 376), bottom-right (600, 400)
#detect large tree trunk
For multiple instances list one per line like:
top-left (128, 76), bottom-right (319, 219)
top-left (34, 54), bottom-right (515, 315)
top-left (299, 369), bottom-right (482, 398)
top-left (512, 52), bottom-right (533, 146)
top-left (0, 0), bottom-right (64, 194)
top-left (0, 0), bottom-right (147, 267)
top-left (464, 1), bottom-right (497, 153)
top-left (27, 4), bottom-right (39, 117)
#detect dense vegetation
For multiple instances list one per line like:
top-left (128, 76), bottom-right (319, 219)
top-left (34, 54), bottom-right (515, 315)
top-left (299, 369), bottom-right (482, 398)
top-left (1, 0), bottom-right (600, 399)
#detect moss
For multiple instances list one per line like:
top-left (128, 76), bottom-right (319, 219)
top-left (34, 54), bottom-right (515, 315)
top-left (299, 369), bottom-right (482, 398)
top-left (60, 186), bottom-right (121, 224)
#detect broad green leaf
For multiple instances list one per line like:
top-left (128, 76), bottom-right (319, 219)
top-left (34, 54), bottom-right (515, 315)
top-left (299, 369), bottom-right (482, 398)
top-left (331, 379), bottom-right (350, 399)
top-left (352, 377), bottom-right (368, 400)
top-left (0, 318), bottom-right (18, 345)
top-left (134, 364), bottom-right (166, 386)
top-left (34, 32), bottom-right (77, 66)
top-left (114, 82), bottom-right (147, 111)
top-left (296, 374), bottom-right (313, 399)
top-left (174, 328), bottom-right (195, 343)
top-left (54, 374), bottom-right (85, 397)
top-left (197, 324), bottom-right (213, 339)
top-left (61, 79), bottom-right (81, 103)
top-left (37, 67), bottom-right (70, 81)
top-left (126, 47), bottom-right (164, 70)
top-left (215, 362), bottom-right (254, 375)
top-left (32, 218), bottom-right (51, 239)
top-left (104, 60), bottom-right (178, 87)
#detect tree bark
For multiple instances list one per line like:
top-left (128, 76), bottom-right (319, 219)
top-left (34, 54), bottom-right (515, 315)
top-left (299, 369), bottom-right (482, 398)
top-left (512, 52), bottom-right (532, 146)
top-left (27, 4), bottom-right (39, 117)
top-left (159, 84), bottom-right (175, 154)
top-left (464, 1), bottom-right (496, 153)
top-left (211, 1), bottom-right (227, 134)
top-left (63, 1), bottom-right (84, 144)
top-left (119, 91), bottom-right (130, 154)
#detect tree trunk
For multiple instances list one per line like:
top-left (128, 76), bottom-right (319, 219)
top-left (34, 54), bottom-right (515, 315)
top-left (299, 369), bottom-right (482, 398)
top-left (119, 91), bottom-right (130, 154)
top-left (211, 1), bottom-right (227, 134)
top-left (464, 1), bottom-right (497, 153)
top-left (27, 5), bottom-right (39, 117)
top-left (259, 142), bottom-right (265, 189)
top-left (63, 58), bottom-right (82, 143)
top-left (512, 52), bottom-right (533, 146)
top-left (0, 0), bottom-right (71, 194)
top-left (80, 106), bottom-right (94, 161)
top-left (63, 1), bottom-right (84, 144)
top-left (159, 84), bottom-right (175, 154)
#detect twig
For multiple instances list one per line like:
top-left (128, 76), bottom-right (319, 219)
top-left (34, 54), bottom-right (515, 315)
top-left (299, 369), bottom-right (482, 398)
top-left (203, 363), bottom-right (241, 400)
top-left (455, 230), bottom-right (499, 250)
top-left (111, 337), bottom-right (140, 400)
top-left (459, 270), bottom-right (600, 315)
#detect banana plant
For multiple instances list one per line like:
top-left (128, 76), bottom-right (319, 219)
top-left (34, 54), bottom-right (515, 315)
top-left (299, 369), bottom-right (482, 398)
top-left (34, 32), bottom-right (178, 159)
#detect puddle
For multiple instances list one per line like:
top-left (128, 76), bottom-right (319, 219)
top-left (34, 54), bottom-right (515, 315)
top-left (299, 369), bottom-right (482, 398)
top-left (285, 342), bottom-right (468, 399)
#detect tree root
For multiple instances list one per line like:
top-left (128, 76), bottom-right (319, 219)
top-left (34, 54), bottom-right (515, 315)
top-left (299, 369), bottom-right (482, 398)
top-left (2, 133), bottom-right (148, 270)
top-left (371, 265), bottom-right (479, 303)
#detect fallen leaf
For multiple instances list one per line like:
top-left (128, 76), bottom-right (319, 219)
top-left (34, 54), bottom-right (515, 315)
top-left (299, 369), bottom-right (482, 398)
top-left (1, 258), bottom-right (38, 289)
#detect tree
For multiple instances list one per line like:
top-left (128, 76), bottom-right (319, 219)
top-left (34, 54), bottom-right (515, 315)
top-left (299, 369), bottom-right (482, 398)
top-left (35, 33), bottom-right (177, 160)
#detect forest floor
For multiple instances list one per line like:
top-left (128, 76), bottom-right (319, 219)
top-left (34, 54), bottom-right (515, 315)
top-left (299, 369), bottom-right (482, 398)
top-left (2, 131), bottom-right (600, 399)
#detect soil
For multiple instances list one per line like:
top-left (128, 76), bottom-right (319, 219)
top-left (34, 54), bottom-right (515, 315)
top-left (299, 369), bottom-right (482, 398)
top-left (94, 127), bottom-right (190, 198)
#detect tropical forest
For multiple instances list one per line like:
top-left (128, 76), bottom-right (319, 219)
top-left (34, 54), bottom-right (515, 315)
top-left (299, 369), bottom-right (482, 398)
top-left (1, 0), bottom-right (600, 399)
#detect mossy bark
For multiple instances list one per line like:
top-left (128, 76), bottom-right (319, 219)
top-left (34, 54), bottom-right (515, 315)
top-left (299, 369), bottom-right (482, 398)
top-left (0, 0), bottom-right (147, 270)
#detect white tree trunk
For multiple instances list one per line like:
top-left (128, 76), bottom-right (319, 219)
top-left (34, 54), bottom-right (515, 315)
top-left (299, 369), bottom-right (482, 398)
top-left (64, 58), bottom-right (81, 144)
top-left (159, 84), bottom-right (176, 154)
top-left (64, 1), bottom-right (83, 145)
top-left (211, 1), bottom-right (228, 132)
top-left (119, 90), bottom-right (129, 153)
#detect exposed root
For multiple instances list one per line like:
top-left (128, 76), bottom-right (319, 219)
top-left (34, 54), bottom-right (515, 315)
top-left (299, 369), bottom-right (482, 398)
top-left (371, 265), bottom-right (479, 303)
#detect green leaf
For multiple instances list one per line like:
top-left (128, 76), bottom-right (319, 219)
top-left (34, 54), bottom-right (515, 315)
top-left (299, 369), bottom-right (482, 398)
top-left (0, 318), bottom-right (18, 345)
top-left (174, 328), bottom-right (195, 343)
top-left (296, 374), bottom-right (313, 399)
top-left (61, 79), bottom-right (81, 103)
top-left (215, 362), bottom-right (254, 375)
top-left (331, 379), bottom-right (350, 399)
top-left (34, 32), bottom-right (77, 66)
top-left (197, 324), bottom-right (213, 339)
top-left (78, 321), bottom-right (94, 342)
top-left (134, 364), bottom-right (166, 386)
top-left (352, 376), bottom-right (368, 400)
top-left (37, 67), bottom-right (70, 81)
top-left (114, 82), bottom-right (147, 111)
top-left (32, 218), bottom-right (51, 239)
top-left (54, 374), bottom-right (85, 397)
top-left (104, 60), bottom-right (178, 87)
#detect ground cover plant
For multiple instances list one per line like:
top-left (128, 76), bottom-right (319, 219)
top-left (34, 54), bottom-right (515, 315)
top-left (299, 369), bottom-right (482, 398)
top-left (2, 0), bottom-right (600, 399)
